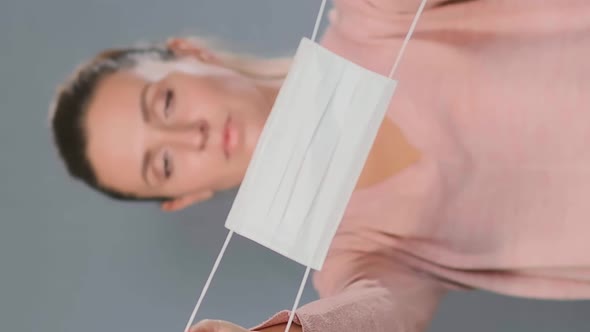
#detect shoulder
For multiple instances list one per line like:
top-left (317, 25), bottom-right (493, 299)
top-left (330, 0), bottom-right (453, 20)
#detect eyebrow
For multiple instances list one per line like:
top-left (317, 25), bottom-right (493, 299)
top-left (140, 83), bottom-right (152, 186)
top-left (140, 82), bottom-right (151, 123)
top-left (141, 150), bottom-right (152, 187)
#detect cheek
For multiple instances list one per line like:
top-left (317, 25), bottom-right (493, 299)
top-left (172, 148), bottom-right (224, 188)
top-left (177, 79), bottom-right (228, 118)
top-left (185, 74), bottom-right (260, 109)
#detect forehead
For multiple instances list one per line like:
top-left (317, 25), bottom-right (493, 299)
top-left (84, 70), bottom-right (148, 195)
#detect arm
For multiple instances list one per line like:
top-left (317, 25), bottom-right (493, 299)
top-left (367, 0), bottom-right (462, 12)
top-left (256, 325), bottom-right (301, 332)
top-left (251, 246), bottom-right (448, 332)
top-left (332, 0), bottom-right (454, 15)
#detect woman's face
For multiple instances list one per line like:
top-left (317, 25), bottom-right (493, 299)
top-left (84, 43), bottom-right (276, 211)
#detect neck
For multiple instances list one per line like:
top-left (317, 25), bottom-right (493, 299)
top-left (254, 79), bottom-right (421, 190)
top-left (255, 79), bottom-right (283, 117)
top-left (355, 117), bottom-right (422, 190)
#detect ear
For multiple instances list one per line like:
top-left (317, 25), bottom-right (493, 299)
top-left (160, 190), bottom-right (214, 212)
top-left (166, 38), bottom-right (220, 64)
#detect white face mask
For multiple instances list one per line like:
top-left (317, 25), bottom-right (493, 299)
top-left (225, 37), bottom-right (398, 270)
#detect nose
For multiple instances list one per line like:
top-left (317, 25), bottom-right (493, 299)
top-left (154, 120), bottom-right (210, 150)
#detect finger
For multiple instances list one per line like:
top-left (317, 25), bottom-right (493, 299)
top-left (189, 319), bottom-right (222, 332)
top-left (190, 319), bottom-right (248, 332)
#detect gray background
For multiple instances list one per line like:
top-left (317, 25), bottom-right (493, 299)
top-left (0, 0), bottom-right (588, 331)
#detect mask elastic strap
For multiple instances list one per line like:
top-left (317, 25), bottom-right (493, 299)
top-left (388, 0), bottom-right (429, 78)
top-left (284, 266), bottom-right (311, 332)
top-left (183, 230), bottom-right (234, 332)
top-left (311, 0), bottom-right (329, 42)
top-left (183, 3), bottom-right (331, 331)
top-left (182, 2), bottom-right (329, 330)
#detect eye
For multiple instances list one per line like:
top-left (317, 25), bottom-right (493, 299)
top-left (161, 89), bottom-right (175, 118)
top-left (162, 150), bottom-right (173, 179)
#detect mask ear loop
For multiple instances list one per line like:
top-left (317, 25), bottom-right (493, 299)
top-left (183, 230), bottom-right (234, 332)
top-left (282, 1), bottom-right (429, 331)
top-left (183, 1), bottom-right (428, 331)
top-left (183, 2), bottom-right (330, 330)
top-left (388, 0), bottom-right (429, 79)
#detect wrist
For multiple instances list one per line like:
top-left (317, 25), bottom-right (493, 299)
top-left (256, 323), bottom-right (303, 332)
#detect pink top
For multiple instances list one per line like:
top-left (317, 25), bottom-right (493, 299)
top-left (253, 0), bottom-right (590, 331)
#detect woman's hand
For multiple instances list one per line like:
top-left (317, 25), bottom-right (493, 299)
top-left (189, 319), bottom-right (302, 332)
top-left (189, 319), bottom-right (249, 332)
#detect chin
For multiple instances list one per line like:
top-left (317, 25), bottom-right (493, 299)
top-left (241, 120), bottom-right (260, 149)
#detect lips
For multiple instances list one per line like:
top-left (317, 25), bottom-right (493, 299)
top-left (222, 116), bottom-right (237, 159)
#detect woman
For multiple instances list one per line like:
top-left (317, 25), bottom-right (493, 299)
top-left (49, 0), bottom-right (590, 331)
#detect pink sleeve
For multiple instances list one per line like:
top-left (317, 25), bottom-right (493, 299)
top-left (250, 249), bottom-right (447, 332)
top-left (333, 0), bottom-right (449, 14)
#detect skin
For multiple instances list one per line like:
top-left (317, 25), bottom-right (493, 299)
top-left (189, 319), bottom-right (302, 332)
top-left (83, 38), bottom-right (422, 330)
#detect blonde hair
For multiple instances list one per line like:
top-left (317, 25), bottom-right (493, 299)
top-left (181, 36), bottom-right (293, 81)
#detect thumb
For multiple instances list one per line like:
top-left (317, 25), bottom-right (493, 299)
top-left (189, 319), bottom-right (247, 332)
top-left (189, 319), bottom-right (222, 332)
